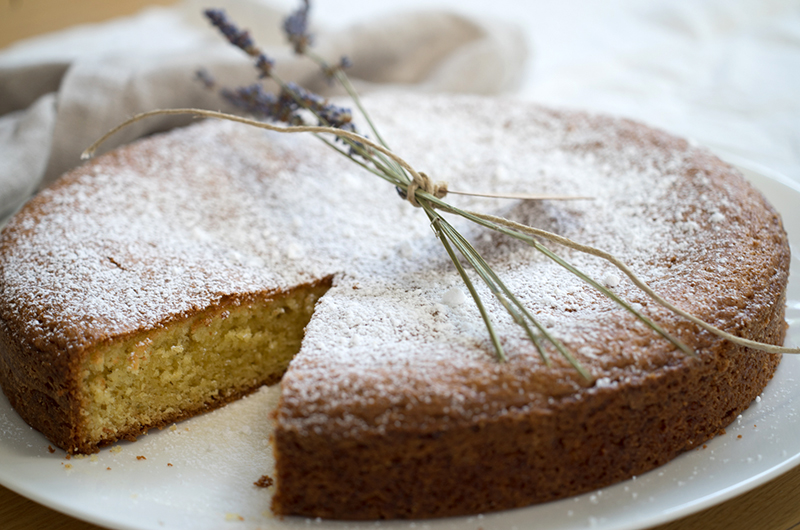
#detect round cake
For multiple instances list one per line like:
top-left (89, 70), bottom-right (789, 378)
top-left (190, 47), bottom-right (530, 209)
top-left (0, 94), bottom-right (789, 519)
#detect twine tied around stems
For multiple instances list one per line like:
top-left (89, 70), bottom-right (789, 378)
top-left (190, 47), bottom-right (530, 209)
top-left (403, 172), bottom-right (448, 207)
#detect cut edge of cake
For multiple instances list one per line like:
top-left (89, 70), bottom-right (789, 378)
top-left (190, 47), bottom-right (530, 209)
top-left (0, 278), bottom-right (332, 454)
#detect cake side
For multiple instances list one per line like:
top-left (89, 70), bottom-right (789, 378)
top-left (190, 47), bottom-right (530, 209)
top-left (272, 292), bottom-right (787, 519)
top-left (273, 347), bottom-right (783, 519)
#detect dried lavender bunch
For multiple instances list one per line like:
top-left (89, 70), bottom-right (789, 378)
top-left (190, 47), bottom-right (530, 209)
top-left (84, 3), bottom-right (800, 381)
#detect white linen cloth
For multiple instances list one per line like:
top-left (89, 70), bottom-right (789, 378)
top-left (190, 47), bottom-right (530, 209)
top-left (515, 0), bottom-right (800, 187)
top-left (0, 0), bottom-right (527, 219)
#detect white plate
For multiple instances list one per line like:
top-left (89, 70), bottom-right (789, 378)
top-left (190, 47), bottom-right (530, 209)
top-left (2, 161), bottom-right (800, 530)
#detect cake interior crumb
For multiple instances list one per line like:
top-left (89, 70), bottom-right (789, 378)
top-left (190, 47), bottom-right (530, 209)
top-left (77, 281), bottom-right (330, 448)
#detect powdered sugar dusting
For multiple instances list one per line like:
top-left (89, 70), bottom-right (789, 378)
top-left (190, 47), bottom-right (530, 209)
top-left (0, 94), bottom-right (783, 436)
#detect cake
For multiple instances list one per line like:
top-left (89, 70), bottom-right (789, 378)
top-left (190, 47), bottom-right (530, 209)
top-left (0, 94), bottom-right (789, 519)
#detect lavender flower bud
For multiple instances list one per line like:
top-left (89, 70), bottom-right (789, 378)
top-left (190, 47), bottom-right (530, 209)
top-left (283, 0), bottom-right (312, 53)
top-left (195, 68), bottom-right (216, 90)
top-left (255, 54), bottom-right (275, 78)
top-left (205, 9), bottom-right (256, 55)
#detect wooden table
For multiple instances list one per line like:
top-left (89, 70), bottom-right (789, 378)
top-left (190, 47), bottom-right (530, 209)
top-left (3, 463), bottom-right (800, 529)
top-left (0, 0), bottom-right (177, 49)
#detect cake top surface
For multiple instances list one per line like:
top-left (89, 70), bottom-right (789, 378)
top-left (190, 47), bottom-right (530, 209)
top-left (0, 94), bottom-right (787, 434)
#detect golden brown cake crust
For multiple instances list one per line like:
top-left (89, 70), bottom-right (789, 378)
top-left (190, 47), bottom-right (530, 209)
top-left (0, 94), bottom-right (791, 518)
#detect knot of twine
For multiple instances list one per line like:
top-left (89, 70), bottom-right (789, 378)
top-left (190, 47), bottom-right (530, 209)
top-left (406, 172), bottom-right (448, 207)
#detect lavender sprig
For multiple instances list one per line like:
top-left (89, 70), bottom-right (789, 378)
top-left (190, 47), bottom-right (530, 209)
top-left (304, 49), bottom-right (389, 150)
top-left (274, 3), bottom-right (390, 150)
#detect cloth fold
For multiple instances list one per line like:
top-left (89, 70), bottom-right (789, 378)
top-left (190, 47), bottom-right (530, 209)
top-left (0, 93), bottom-right (56, 217)
top-left (0, 0), bottom-right (527, 219)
